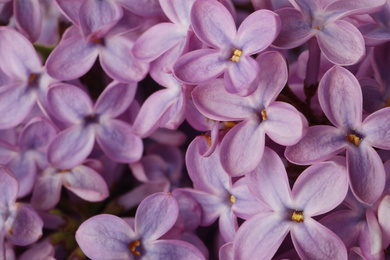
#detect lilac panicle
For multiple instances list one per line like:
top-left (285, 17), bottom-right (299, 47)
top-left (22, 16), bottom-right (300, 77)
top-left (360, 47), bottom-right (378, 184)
top-left (233, 147), bottom-right (348, 259)
top-left (173, 0), bottom-right (281, 96)
top-left (76, 192), bottom-right (205, 260)
top-left (286, 65), bottom-right (390, 204)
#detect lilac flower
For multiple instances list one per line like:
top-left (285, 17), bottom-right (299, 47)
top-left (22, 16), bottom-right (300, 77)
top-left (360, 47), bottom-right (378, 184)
top-left (173, 0), bottom-right (281, 95)
top-left (273, 0), bottom-right (385, 65)
top-left (192, 51), bottom-right (307, 176)
top-left (76, 192), bottom-right (205, 259)
top-left (233, 147), bottom-right (348, 259)
top-left (286, 65), bottom-right (390, 204)
top-left (47, 81), bottom-right (143, 169)
top-left (0, 166), bottom-right (43, 257)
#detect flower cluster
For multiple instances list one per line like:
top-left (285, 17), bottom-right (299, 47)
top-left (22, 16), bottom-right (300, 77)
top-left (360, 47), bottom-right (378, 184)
top-left (0, 0), bottom-right (390, 259)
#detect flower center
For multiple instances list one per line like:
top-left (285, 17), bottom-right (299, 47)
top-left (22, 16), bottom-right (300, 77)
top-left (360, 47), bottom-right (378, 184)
top-left (129, 240), bottom-right (141, 257)
top-left (230, 195), bottom-right (236, 204)
top-left (83, 114), bottom-right (99, 125)
top-left (346, 130), bottom-right (363, 147)
top-left (230, 49), bottom-right (242, 63)
top-left (29, 73), bottom-right (36, 84)
top-left (261, 109), bottom-right (267, 121)
top-left (291, 210), bottom-right (304, 223)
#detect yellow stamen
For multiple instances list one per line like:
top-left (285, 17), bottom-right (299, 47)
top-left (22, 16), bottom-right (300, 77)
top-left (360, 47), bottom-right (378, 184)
top-left (224, 121), bottom-right (238, 129)
top-left (230, 49), bottom-right (242, 63)
top-left (93, 38), bottom-right (101, 44)
top-left (315, 25), bottom-right (320, 30)
top-left (230, 195), bottom-right (236, 204)
top-left (386, 98), bottom-right (390, 107)
top-left (129, 240), bottom-right (141, 257)
top-left (261, 109), bottom-right (267, 121)
top-left (200, 134), bottom-right (212, 147)
top-left (347, 134), bottom-right (361, 146)
top-left (291, 210), bottom-right (304, 223)
top-left (29, 73), bottom-right (36, 84)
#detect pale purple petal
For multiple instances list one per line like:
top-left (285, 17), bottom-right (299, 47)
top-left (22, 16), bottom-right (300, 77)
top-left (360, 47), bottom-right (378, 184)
top-left (220, 118), bottom-right (265, 176)
top-left (219, 242), bottom-right (233, 260)
top-left (273, 8), bottom-right (314, 49)
top-left (0, 166), bottom-right (18, 207)
top-left (30, 172), bottom-right (62, 211)
top-left (291, 218), bottom-right (347, 260)
top-left (47, 83), bottom-right (93, 124)
top-left (18, 117), bottom-right (57, 150)
top-left (99, 35), bottom-right (149, 82)
top-left (14, 0), bottom-right (42, 42)
top-left (79, 0), bottom-right (123, 41)
top-left (263, 102), bottom-right (307, 146)
top-left (317, 20), bottom-right (365, 65)
top-left (359, 23), bottom-right (390, 46)
top-left (144, 239), bottom-right (205, 260)
top-left (325, 0), bottom-right (386, 21)
top-left (132, 23), bottom-right (187, 62)
top-left (94, 81), bottom-right (137, 119)
top-left (63, 165), bottom-right (109, 202)
top-left (55, 0), bottom-right (83, 25)
top-left (236, 10), bottom-right (280, 55)
top-left (284, 125), bottom-right (346, 165)
top-left (292, 161), bottom-right (348, 216)
top-left (361, 107), bottom-right (390, 149)
top-left (219, 210), bottom-right (238, 242)
top-left (8, 153), bottom-right (37, 198)
top-left (135, 193), bottom-right (178, 242)
top-left (159, 0), bottom-right (195, 25)
top-left (76, 214), bottom-right (134, 259)
top-left (347, 143), bottom-right (386, 204)
top-left (192, 78), bottom-right (255, 121)
top-left (117, 0), bottom-right (163, 17)
top-left (246, 147), bottom-right (292, 211)
top-left (224, 55), bottom-right (259, 95)
top-left (96, 119), bottom-right (143, 163)
top-left (318, 65), bottom-right (362, 128)
top-left (359, 209), bottom-right (384, 259)
top-left (47, 126), bottom-right (95, 169)
top-left (173, 49), bottom-right (227, 84)
top-left (5, 203), bottom-right (43, 246)
top-left (19, 242), bottom-right (55, 260)
top-left (233, 212), bottom-right (291, 260)
top-left (46, 34), bottom-right (99, 80)
top-left (190, 0), bottom-right (235, 49)
top-left (378, 195), bottom-right (390, 246)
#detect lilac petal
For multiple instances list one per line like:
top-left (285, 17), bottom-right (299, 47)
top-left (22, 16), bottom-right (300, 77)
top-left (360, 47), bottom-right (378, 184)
top-left (236, 10), bottom-right (280, 55)
top-left (47, 83), bottom-right (93, 124)
top-left (361, 107), bottom-right (390, 149)
top-left (378, 195), bottom-right (390, 246)
top-left (359, 209), bottom-right (384, 259)
top-left (359, 23), bottom-right (390, 46)
top-left (292, 161), bottom-right (348, 216)
top-left (117, 0), bottom-right (163, 17)
top-left (173, 49), bottom-right (227, 84)
top-left (96, 119), bottom-right (143, 163)
top-left (291, 218), bottom-right (347, 260)
top-left (135, 193), bottom-right (178, 242)
top-left (47, 126), bottom-right (95, 169)
top-left (220, 118), bottom-right (265, 176)
top-left (192, 78), bottom-right (255, 121)
top-left (233, 212), bottom-right (290, 260)
top-left (0, 27), bottom-right (42, 80)
top-left (273, 8), bottom-right (314, 49)
top-left (132, 23), bottom-right (187, 62)
top-left (79, 0), bottom-right (123, 41)
top-left (30, 173), bottom-right (62, 211)
top-left (224, 56), bottom-right (259, 95)
top-left (144, 239), bottom-right (205, 260)
top-left (63, 165), bottom-right (109, 202)
top-left (347, 143), bottom-right (386, 204)
top-left (190, 0), bottom-right (235, 49)
top-left (285, 125), bottom-right (346, 164)
top-left (254, 51), bottom-right (288, 108)
top-left (5, 203), bottom-right (43, 246)
top-left (132, 88), bottom-right (182, 137)
top-left (317, 20), bottom-right (365, 65)
top-left (19, 241), bottom-right (55, 260)
top-left (0, 84), bottom-right (36, 129)
top-left (360, 78), bottom-right (385, 113)
top-left (18, 117), bottom-right (57, 150)
top-left (0, 166), bottom-right (18, 207)
top-left (263, 102), bottom-right (307, 146)
top-left (76, 214), bottom-right (134, 259)
top-left (186, 138), bottom-right (230, 194)
top-left (8, 153), bottom-right (37, 198)
top-left (45, 34), bottom-right (99, 80)
top-left (325, 0), bottom-right (386, 21)
top-left (318, 65), bottom-right (362, 128)
top-left (94, 81), bottom-right (137, 119)
top-left (219, 210), bottom-right (238, 242)
top-left (159, 0), bottom-right (195, 25)
top-left (246, 147), bottom-right (292, 211)
top-left (14, 0), bottom-right (42, 42)
top-left (99, 35), bottom-right (149, 82)
top-left (219, 242), bottom-right (233, 260)
top-left (55, 0), bottom-right (83, 25)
